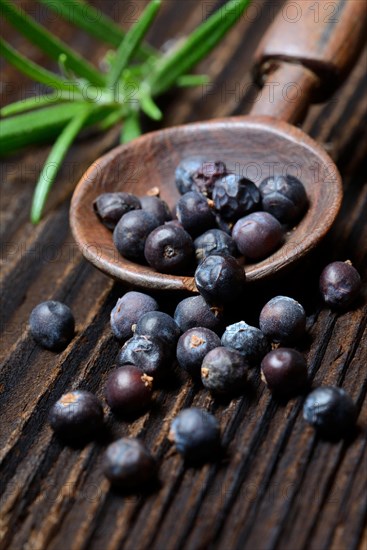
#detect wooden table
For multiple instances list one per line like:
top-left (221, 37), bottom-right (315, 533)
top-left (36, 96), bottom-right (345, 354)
top-left (1, 2), bottom-right (366, 549)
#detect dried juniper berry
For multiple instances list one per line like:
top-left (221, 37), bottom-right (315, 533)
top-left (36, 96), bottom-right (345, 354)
top-left (144, 224), bottom-right (194, 274)
top-left (169, 408), bottom-right (221, 462)
top-left (192, 160), bottom-right (228, 197)
top-left (176, 191), bottom-right (216, 237)
top-left (319, 261), bottom-right (361, 309)
top-left (259, 296), bottom-right (306, 344)
top-left (118, 335), bottom-right (167, 376)
top-left (261, 348), bottom-right (308, 396)
top-left (201, 346), bottom-right (248, 395)
top-left (49, 390), bottom-right (103, 442)
top-left (93, 192), bottom-right (141, 230)
top-left (29, 300), bottom-right (75, 351)
top-left (195, 254), bottom-right (245, 304)
top-left (232, 211), bottom-right (283, 261)
top-left (103, 438), bottom-right (156, 489)
top-left (194, 229), bottom-right (238, 262)
top-left (212, 174), bottom-right (261, 222)
top-left (259, 175), bottom-right (308, 225)
top-left (134, 311), bottom-right (181, 350)
top-left (176, 327), bottom-right (221, 378)
top-left (303, 386), bottom-right (357, 439)
top-left (221, 321), bottom-right (270, 365)
top-left (175, 158), bottom-right (227, 197)
top-left (110, 291), bottom-right (159, 341)
top-left (174, 295), bottom-right (223, 334)
top-left (175, 157), bottom-right (205, 195)
top-left (140, 195), bottom-right (172, 225)
top-left (113, 210), bottom-right (159, 261)
top-left (105, 366), bottom-right (153, 414)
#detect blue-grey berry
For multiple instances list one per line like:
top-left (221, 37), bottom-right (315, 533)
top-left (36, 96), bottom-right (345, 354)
top-left (169, 408), bottom-right (221, 461)
top-left (221, 321), bottom-right (270, 365)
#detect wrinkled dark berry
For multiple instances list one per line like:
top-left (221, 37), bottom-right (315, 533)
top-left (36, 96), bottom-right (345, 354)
top-left (232, 211), bottom-right (283, 261)
top-left (105, 366), bottom-right (153, 414)
top-left (303, 386), bottom-right (357, 438)
top-left (259, 296), bottom-right (306, 344)
top-left (175, 158), bottom-right (205, 195)
top-left (195, 254), bottom-right (245, 304)
top-left (103, 438), bottom-right (156, 488)
top-left (113, 210), bottom-right (159, 261)
top-left (144, 224), bottom-right (194, 274)
top-left (140, 195), bottom-right (172, 225)
top-left (29, 300), bottom-right (75, 351)
top-left (261, 348), bottom-right (308, 396)
top-left (176, 327), bottom-right (221, 378)
top-left (176, 191), bottom-right (216, 237)
top-left (169, 408), bottom-right (221, 461)
top-left (174, 295), bottom-right (223, 334)
top-left (49, 390), bottom-right (103, 441)
top-left (259, 175), bottom-right (308, 225)
top-left (221, 321), bottom-right (270, 365)
top-left (118, 335), bottom-right (167, 376)
top-left (192, 160), bottom-right (228, 197)
top-left (175, 158), bottom-right (227, 197)
top-left (194, 229), bottom-right (238, 262)
top-left (201, 346), bottom-right (248, 395)
top-left (319, 261), bottom-right (361, 309)
top-left (110, 291), bottom-right (159, 341)
top-left (212, 174), bottom-right (261, 222)
top-left (134, 311), bottom-right (181, 350)
top-left (93, 192), bottom-right (141, 230)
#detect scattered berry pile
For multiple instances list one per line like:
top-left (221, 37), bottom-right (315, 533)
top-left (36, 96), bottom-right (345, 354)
top-left (28, 157), bottom-right (362, 491)
top-left (93, 158), bottom-right (310, 275)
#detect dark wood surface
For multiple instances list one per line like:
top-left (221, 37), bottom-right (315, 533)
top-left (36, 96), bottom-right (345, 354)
top-left (1, 2), bottom-right (366, 549)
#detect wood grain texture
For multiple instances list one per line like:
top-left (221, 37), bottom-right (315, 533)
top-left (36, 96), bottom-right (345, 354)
top-left (1, 2), bottom-right (366, 550)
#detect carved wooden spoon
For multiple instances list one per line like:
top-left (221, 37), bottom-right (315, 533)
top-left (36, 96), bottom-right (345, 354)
top-left (70, 0), bottom-right (366, 292)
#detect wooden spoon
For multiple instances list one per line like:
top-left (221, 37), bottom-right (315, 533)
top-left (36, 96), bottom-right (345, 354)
top-left (70, 0), bottom-right (366, 292)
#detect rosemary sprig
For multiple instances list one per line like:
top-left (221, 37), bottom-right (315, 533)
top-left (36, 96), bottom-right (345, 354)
top-left (0, 0), bottom-right (105, 86)
top-left (1, 0), bottom-right (250, 222)
top-left (37, 0), bottom-right (159, 59)
top-left (31, 107), bottom-right (92, 223)
top-left (107, 0), bottom-right (161, 93)
top-left (146, 0), bottom-right (251, 96)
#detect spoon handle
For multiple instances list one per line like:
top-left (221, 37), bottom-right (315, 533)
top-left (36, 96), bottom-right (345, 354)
top-left (251, 0), bottom-right (366, 124)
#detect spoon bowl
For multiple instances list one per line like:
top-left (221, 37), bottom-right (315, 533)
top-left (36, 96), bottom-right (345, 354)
top-left (70, 116), bottom-right (342, 292)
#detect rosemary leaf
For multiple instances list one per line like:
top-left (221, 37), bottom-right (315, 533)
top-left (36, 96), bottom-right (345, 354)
top-left (107, 0), bottom-right (161, 93)
top-left (140, 94), bottom-right (162, 121)
top-left (146, 0), bottom-right (250, 96)
top-left (0, 0), bottom-right (105, 86)
top-left (120, 111), bottom-right (142, 143)
top-left (38, 0), bottom-right (159, 60)
top-left (31, 107), bottom-right (92, 223)
top-left (176, 74), bottom-right (210, 87)
top-left (0, 93), bottom-right (70, 117)
top-left (0, 38), bottom-right (81, 94)
top-left (0, 103), bottom-right (118, 155)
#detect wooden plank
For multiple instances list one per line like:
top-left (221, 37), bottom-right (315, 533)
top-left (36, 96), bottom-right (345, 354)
top-left (0, 2), bottom-right (366, 549)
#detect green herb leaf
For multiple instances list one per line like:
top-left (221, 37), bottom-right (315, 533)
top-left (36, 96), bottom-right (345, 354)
top-left (38, 0), bottom-right (158, 60)
top-left (0, 103), bottom-right (118, 155)
top-left (176, 74), bottom-right (210, 87)
top-left (0, 37), bottom-right (81, 94)
top-left (1, 93), bottom-right (70, 117)
top-left (120, 111), bottom-right (141, 143)
top-left (145, 0), bottom-right (250, 96)
top-left (140, 94), bottom-right (162, 121)
top-left (31, 107), bottom-right (92, 223)
top-left (107, 0), bottom-right (161, 93)
top-left (0, 0), bottom-right (105, 86)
